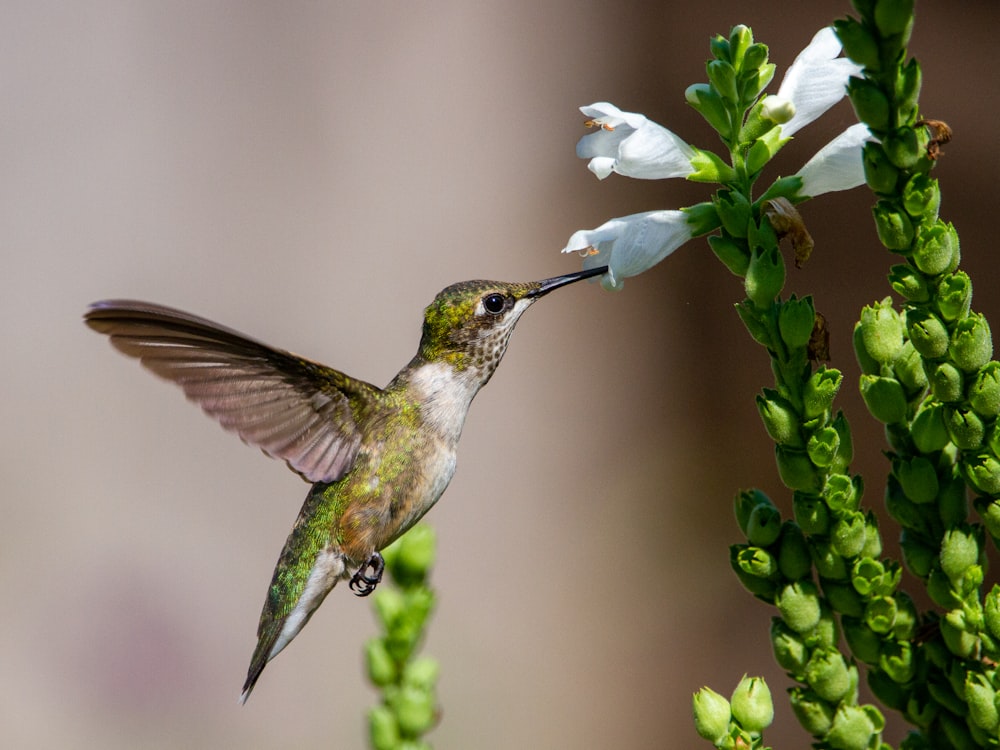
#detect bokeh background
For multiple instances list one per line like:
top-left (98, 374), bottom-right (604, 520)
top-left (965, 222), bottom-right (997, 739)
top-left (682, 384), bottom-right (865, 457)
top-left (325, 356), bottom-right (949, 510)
top-left (4, 1), bottom-right (998, 747)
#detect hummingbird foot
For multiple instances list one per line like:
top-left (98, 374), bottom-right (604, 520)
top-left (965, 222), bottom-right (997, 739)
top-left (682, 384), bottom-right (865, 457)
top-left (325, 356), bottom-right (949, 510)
top-left (349, 552), bottom-right (385, 596)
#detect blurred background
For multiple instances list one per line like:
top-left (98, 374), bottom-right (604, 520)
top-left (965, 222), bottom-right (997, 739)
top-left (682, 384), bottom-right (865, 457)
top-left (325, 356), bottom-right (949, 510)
top-left (3, 1), bottom-right (998, 747)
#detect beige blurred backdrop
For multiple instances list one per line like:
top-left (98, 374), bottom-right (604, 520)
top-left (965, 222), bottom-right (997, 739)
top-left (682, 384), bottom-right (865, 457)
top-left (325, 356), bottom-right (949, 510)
top-left (3, 1), bottom-right (998, 748)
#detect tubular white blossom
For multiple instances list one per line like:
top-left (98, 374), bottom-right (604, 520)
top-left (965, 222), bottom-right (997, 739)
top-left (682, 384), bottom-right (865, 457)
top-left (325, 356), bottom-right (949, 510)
top-left (796, 123), bottom-right (874, 197)
top-left (576, 102), bottom-right (696, 180)
top-left (773, 27), bottom-right (864, 137)
top-left (561, 210), bottom-right (694, 290)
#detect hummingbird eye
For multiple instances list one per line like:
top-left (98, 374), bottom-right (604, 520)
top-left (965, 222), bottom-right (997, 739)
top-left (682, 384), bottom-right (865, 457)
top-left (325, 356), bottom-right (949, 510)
top-left (482, 293), bottom-right (506, 315)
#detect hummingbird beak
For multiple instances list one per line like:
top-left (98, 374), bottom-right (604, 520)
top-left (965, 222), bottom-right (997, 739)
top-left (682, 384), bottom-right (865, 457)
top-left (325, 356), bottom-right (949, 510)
top-left (526, 265), bottom-right (609, 299)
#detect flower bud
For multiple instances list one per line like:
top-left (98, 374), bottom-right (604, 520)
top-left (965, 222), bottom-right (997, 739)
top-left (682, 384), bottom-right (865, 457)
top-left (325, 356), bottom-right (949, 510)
top-left (888, 264), bottom-right (929, 302)
top-left (827, 704), bottom-right (884, 750)
top-left (692, 686), bottom-right (732, 744)
top-left (926, 567), bottom-right (961, 609)
top-left (777, 580), bottom-right (822, 633)
top-left (745, 245), bottom-right (785, 309)
top-left (895, 456), bottom-right (939, 504)
top-left (374, 588), bottom-right (406, 630)
top-left (963, 452), bottom-right (1000, 495)
top-left (834, 17), bottom-right (880, 71)
top-left (969, 362), bottom-right (1000, 418)
top-left (861, 513), bottom-right (882, 559)
top-left (829, 412), bottom-right (854, 473)
top-left (940, 525), bottom-right (981, 584)
top-left (793, 492), bottom-right (829, 535)
top-left (976, 497), bottom-right (1000, 541)
top-left (735, 299), bottom-right (772, 347)
top-left (730, 544), bottom-right (778, 599)
top-left (930, 362), bottom-right (963, 403)
top-left (390, 524), bottom-right (437, 585)
top-left (708, 234), bottom-right (750, 277)
top-left (789, 687), bottom-right (834, 736)
top-left (883, 126), bottom-right (922, 170)
top-left (777, 522), bottom-right (811, 580)
top-left (365, 638), bottom-right (397, 687)
top-left (851, 557), bottom-right (887, 598)
top-left (847, 77), bottom-right (890, 132)
top-left (896, 57), bottom-right (922, 122)
top-left (858, 297), bottom-right (904, 363)
top-left (984, 585), bottom-right (1000, 641)
top-left (906, 307), bottom-right (949, 359)
top-left (842, 616), bottom-right (880, 664)
top-left (873, 199), bottom-right (915, 251)
top-left (879, 640), bottom-right (916, 684)
top-left (965, 672), bottom-right (999, 732)
top-left (912, 220), bottom-right (959, 276)
top-left (832, 512), bottom-right (867, 558)
top-left (730, 675), bottom-right (774, 732)
top-left (778, 295), bottom-right (816, 349)
top-left (389, 684), bottom-right (437, 736)
top-left (771, 618), bottom-right (808, 675)
top-left (807, 427), bottom-right (840, 468)
top-left (945, 407), bottom-right (984, 450)
top-left (805, 649), bottom-right (852, 703)
top-left (747, 503), bottom-right (782, 547)
top-left (951, 313), bottom-right (993, 373)
top-left (733, 488), bottom-right (773, 536)
top-left (864, 595), bottom-right (898, 634)
top-left (368, 705), bottom-right (400, 750)
top-left (874, 0), bottom-right (915, 36)
top-left (893, 341), bottom-right (927, 394)
top-left (902, 174), bottom-right (940, 219)
top-left (756, 389), bottom-right (801, 446)
top-left (740, 39), bottom-right (768, 71)
top-left (811, 537), bottom-right (848, 580)
top-left (910, 403), bottom-right (950, 453)
top-left (402, 656), bottom-right (440, 690)
top-left (776, 446), bottom-right (821, 492)
top-left (862, 142), bottom-right (899, 194)
top-left (900, 529), bottom-right (935, 578)
top-left (936, 271), bottom-right (972, 322)
top-left (824, 473), bottom-right (860, 514)
top-left (885, 475), bottom-right (930, 535)
top-left (940, 609), bottom-right (977, 659)
top-left (746, 127), bottom-right (786, 176)
top-left (859, 374), bottom-right (907, 424)
top-left (706, 59), bottom-right (738, 103)
top-left (728, 24), bottom-right (752, 66)
top-left (867, 669), bottom-right (908, 711)
top-left (685, 83), bottom-right (731, 138)
top-left (804, 367), bottom-right (843, 418)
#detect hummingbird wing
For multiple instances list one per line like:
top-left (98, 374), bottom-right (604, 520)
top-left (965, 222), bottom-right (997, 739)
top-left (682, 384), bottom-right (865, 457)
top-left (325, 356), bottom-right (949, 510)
top-left (85, 299), bottom-right (380, 483)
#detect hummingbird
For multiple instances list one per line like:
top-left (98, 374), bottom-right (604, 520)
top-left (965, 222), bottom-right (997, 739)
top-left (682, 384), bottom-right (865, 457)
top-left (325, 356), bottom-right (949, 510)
top-left (84, 265), bottom-right (606, 703)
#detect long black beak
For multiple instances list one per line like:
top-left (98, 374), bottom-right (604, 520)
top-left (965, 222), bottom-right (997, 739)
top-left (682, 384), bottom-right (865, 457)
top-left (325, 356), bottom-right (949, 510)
top-left (526, 265), bottom-right (609, 299)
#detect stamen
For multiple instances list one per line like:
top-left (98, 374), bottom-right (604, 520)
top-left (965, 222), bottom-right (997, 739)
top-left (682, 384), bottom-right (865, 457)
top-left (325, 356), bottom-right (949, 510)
top-left (583, 118), bottom-right (615, 131)
top-left (576, 246), bottom-right (600, 258)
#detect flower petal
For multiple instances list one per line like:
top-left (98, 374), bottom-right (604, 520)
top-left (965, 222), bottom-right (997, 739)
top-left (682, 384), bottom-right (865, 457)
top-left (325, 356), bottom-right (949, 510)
top-left (796, 123), bottom-right (874, 197)
top-left (776, 27), bottom-right (864, 137)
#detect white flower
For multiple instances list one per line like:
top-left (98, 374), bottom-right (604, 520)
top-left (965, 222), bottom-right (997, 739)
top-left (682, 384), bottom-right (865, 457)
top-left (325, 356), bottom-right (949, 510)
top-left (766, 27), bottom-right (864, 137)
top-left (796, 123), bottom-right (874, 197)
top-left (561, 210), bottom-right (694, 291)
top-left (576, 102), bottom-right (696, 180)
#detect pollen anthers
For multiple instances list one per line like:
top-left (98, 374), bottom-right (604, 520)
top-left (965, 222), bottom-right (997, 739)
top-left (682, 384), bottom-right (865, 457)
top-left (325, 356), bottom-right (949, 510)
top-left (583, 118), bottom-right (615, 131)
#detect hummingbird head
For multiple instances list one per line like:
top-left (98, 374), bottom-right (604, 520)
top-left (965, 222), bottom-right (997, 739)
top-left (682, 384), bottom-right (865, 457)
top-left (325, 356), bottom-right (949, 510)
top-left (416, 266), bottom-right (607, 378)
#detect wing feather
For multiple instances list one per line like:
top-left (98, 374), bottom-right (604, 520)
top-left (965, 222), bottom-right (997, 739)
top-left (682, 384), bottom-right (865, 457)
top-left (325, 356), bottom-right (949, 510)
top-left (85, 299), bottom-right (381, 483)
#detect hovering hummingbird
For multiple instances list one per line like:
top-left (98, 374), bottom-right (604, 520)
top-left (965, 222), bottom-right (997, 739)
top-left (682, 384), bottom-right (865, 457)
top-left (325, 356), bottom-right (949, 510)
top-left (84, 265), bottom-right (606, 703)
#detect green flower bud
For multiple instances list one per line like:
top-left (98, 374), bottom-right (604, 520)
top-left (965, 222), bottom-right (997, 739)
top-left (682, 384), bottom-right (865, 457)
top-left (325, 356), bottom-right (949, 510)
top-left (728, 24), bottom-right (752, 66)
top-left (746, 127), bottom-right (787, 176)
top-left (804, 367), bottom-right (843, 418)
top-left (756, 388), bottom-right (801, 446)
top-left (811, 604), bottom-right (841, 651)
top-left (851, 557), bottom-right (886, 598)
top-left (706, 59), bottom-right (738, 103)
top-left (875, 0), bottom-right (915, 35)
top-left (945, 407), bottom-right (985, 450)
top-left (777, 580), bottom-right (822, 634)
top-left (895, 456), bottom-right (939, 504)
top-left (964, 672), bottom-right (999, 732)
top-left (885, 475), bottom-right (930, 534)
top-left (847, 77), bottom-right (890, 132)
top-left (373, 588), bottom-right (407, 630)
top-left (842, 617), bottom-right (881, 664)
top-left (389, 684), bottom-right (436, 736)
top-left (775, 446), bottom-right (821, 492)
top-left (709, 33), bottom-right (731, 64)
top-left (864, 595), bottom-right (898, 634)
top-left (861, 513), bottom-right (882, 559)
top-left (888, 264), bottom-right (929, 302)
top-left (369, 705), bottom-right (401, 750)
top-left (747, 503), bottom-right (782, 547)
top-left (892, 592), bottom-right (919, 640)
top-left (906, 307), bottom-right (950, 359)
top-left (859, 297), bottom-right (905, 363)
top-left (825, 473), bottom-right (861, 514)
top-left (859, 374), bottom-right (907, 424)
top-left (963, 451), bottom-right (1000, 495)
top-left (713, 189), bottom-right (753, 239)
top-left (896, 57), bottom-right (922, 122)
top-left (778, 295), bottom-right (816, 350)
top-left (912, 220), bottom-right (959, 276)
top-left (867, 669), bottom-right (909, 711)
top-left (366, 638), bottom-right (398, 687)
top-left (902, 174), bottom-right (940, 219)
top-left (926, 566), bottom-right (962, 609)
top-left (940, 609), bottom-right (977, 659)
top-left (805, 649), bottom-right (852, 703)
top-left (883, 127), bottom-right (922, 170)
top-left (976, 497), bottom-right (1000, 542)
top-left (730, 675), bottom-right (774, 732)
top-left (741, 40), bottom-right (769, 72)
top-left (730, 544), bottom-right (778, 599)
top-left (709, 234), bottom-right (750, 277)
top-left (735, 299), bottom-right (772, 347)
top-left (692, 686), bottom-right (732, 744)
top-left (951, 313), bottom-right (993, 373)
top-left (940, 525), bottom-right (981, 583)
top-left (811, 537), bottom-right (849, 581)
top-left (911, 403), bottom-right (950, 453)
top-left (936, 272), bottom-right (972, 322)
top-left (832, 512), bottom-right (867, 558)
top-left (930, 362), bottom-right (963, 403)
top-left (793, 492), bottom-right (829, 535)
top-left (900, 530), bottom-right (935, 578)
top-left (825, 581), bottom-right (865, 618)
top-left (830, 413), bottom-right (855, 473)
top-left (389, 524), bottom-right (437, 585)
top-left (778, 522), bottom-right (811, 580)
top-left (807, 427), bottom-right (840, 468)
top-left (834, 17), bottom-right (880, 71)
top-left (686, 83), bottom-right (732, 139)
top-left (893, 341), bottom-right (928, 394)
top-left (983, 585), bottom-right (1000, 640)
top-left (862, 142), bottom-right (899, 194)
top-left (879, 640), bottom-right (917, 684)
top-left (969, 362), bottom-right (1000, 418)
top-left (873, 199), bottom-right (915, 250)
top-left (402, 656), bottom-right (440, 691)
top-left (789, 687), bottom-right (834, 736)
top-left (745, 245), bottom-right (785, 309)
top-left (827, 704), bottom-right (883, 750)
top-left (771, 618), bottom-right (809, 675)
top-left (734, 488), bottom-right (773, 536)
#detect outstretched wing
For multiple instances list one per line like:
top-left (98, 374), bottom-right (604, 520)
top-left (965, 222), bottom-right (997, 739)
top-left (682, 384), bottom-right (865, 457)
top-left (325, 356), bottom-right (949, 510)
top-left (85, 299), bottom-right (381, 483)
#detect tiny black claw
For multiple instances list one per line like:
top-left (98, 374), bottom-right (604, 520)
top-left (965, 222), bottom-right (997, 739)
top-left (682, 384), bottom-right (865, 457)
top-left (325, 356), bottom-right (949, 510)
top-left (349, 552), bottom-right (385, 597)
